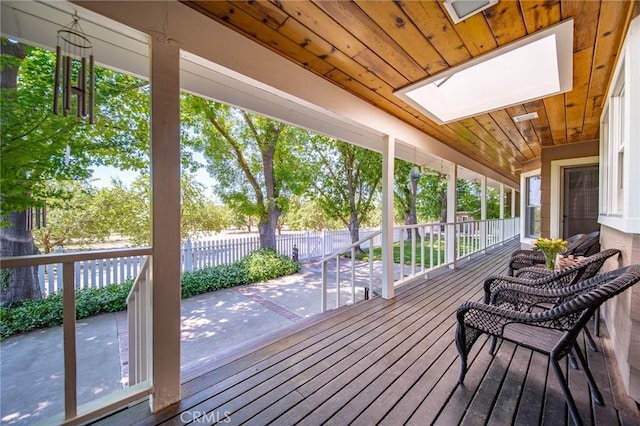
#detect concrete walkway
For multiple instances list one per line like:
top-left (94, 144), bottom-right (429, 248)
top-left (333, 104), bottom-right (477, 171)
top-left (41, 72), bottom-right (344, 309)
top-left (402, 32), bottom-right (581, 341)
top-left (0, 259), bottom-right (392, 425)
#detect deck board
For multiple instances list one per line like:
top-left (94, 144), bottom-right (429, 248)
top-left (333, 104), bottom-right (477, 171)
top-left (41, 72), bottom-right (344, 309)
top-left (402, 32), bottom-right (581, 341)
top-left (91, 241), bottom-right (640, 426)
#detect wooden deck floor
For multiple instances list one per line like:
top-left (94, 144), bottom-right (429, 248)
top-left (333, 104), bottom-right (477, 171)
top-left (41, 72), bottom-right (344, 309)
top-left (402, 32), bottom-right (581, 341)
top-left (93, 241), bottom-right (640, 425)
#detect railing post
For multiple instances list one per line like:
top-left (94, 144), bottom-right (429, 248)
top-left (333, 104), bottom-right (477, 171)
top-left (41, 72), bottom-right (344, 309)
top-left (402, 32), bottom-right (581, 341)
top-left (322, 229), bottom-right (327, 257)
top-left (351, 247), bottom-right (356, 304)
top-left (62, 261), bottom-right (77, 420)
top-left (399, 228), bottom-right (405, 280)
top-left (446, 162), bottom-right (457, 267)
top-left (336, 255), bottom-right (341, 309)
top-left (184, 239), bottom-right (192, 272)
top-left (480, 175), bottom-right (487, 253)
top-left (410, 227), bottom-right (416, 276)
top-left (306, 231), bottom-right (310, 261)
top-left (499, 183), bottom-right (505, 244)
top-left (321, 260), bottom-right (328, 312)
top-left (368, 244), bottom-right (374, 297)
top-left (38, 264), bottom-right (46, 295)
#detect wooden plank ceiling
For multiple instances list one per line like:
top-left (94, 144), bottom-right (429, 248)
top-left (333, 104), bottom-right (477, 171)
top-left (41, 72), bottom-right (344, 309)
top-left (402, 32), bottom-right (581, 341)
top-left (181, 0), bottom-right (633, 182)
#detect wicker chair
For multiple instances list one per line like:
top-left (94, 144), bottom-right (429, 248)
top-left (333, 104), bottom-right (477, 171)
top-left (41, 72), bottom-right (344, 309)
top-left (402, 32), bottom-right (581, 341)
top-left (455, 265), bottom-right (640, 426)
top-left (507, 232), bottom-right (601, 276)
top-left (486, 249), bottom-right (620, 355)
top-left (485, 248), bottom-right (620, 303)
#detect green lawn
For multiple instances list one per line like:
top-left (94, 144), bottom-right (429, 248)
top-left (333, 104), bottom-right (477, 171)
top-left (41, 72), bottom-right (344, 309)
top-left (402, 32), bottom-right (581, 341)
top-left (354, 237), bottom-right (481, 266)
top-left (355, 240), bottom-right (446, 266)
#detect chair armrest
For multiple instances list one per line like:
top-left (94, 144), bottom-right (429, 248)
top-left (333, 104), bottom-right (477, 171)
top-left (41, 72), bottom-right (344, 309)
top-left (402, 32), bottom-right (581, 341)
top-left (508, 251), bottom-right (546, 275)
top-left (514, 266), bottom-right (553, 279)
top-left (483, 274), bottom-right (546, 303)
top-left (455, 301), bottom-right (553, 358)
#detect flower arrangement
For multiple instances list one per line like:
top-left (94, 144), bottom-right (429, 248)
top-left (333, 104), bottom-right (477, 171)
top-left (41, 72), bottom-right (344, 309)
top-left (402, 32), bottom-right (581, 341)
top-left (533, 237), bottom-right (568, 270)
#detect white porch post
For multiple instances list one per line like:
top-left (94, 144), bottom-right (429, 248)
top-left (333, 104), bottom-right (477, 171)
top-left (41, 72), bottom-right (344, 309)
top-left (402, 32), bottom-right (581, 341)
top-left (149, 38), bottom-right (181, 411)
top-left (499, 183), bottom-right (505, 243)
top-left (480, 175), bottom-right (487, 252)
top-left (381, 135), bottom-right (395, 300)
top-left (446, 162), bottom-right (457, 267)
top-left (510, 188), bottom-right (516, 238)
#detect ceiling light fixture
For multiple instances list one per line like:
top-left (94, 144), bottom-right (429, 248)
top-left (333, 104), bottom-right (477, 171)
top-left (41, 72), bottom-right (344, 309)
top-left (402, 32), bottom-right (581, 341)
top-left (512, 112), bottom-right (539, 123)
top-left (443, 0), bottom-right (499, 24)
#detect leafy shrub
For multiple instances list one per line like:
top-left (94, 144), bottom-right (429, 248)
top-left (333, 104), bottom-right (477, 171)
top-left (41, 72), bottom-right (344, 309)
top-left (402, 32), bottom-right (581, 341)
top-left (0, 248), bottom-right (301, 339)
top-left (242, 247), bottom-right (301, 282)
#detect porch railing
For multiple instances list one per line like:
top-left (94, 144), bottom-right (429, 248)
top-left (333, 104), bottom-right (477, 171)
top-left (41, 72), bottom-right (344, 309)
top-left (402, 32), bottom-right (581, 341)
top-left (127, 255), bottom-right (152, 386)
top-left (320, 217), bottom-right (520, 312)
top-left (321, 231), bottom-right (380, 312)
top-left (0, 248), bottom-right (153, 425)
top-left (36, 229), bottom-right (384, 296)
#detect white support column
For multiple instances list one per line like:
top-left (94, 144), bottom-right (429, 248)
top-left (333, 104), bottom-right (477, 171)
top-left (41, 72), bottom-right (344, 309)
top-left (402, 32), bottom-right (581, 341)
top-left (511, 188), bottom-right (516, 218)
top-left (446, 162), bottom-right (457, 267)
top-left (480, 175), bottom-right (487, 252)
top-left (499, 183), bottom-right (505, 243)
top-left (381, 135), bottom-right (395, 300)
top-left (149, 38), bottom-right (181, 412)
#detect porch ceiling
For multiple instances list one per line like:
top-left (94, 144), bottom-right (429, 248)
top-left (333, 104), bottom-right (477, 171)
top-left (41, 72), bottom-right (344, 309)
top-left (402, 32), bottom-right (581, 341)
top-left (181, 0), bottom-right (635, 182)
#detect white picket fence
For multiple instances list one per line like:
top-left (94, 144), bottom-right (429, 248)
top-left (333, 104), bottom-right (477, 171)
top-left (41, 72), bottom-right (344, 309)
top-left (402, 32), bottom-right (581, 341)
top-left (37, 229), bottom-right (385, 295)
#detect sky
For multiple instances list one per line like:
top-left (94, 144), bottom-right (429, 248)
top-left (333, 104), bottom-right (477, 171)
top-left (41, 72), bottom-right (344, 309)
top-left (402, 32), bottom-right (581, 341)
top-left (90, 151), bottom-right (217, 199)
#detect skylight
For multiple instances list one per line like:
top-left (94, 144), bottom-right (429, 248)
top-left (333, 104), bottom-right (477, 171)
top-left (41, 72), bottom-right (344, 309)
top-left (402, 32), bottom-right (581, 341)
top-left (395, 19), bottom-right (573, 125)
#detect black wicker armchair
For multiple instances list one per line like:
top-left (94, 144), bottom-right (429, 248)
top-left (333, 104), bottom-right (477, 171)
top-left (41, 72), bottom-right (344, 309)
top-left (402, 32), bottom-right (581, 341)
top-left (507, 232), bottom-right (601, 276)
top-left (456, 265), bottom-right (640, 426)
top-left (485, 248), bottom-right (620, 303)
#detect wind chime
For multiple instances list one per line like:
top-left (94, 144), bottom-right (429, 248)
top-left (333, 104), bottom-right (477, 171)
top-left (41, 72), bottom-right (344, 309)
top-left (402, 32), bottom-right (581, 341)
top-left (25, 206), bottom-right (46, 231)
top-left (52, 12), bottom-right (94, 123)
top-left (31, 13), bottom-right (95, 231)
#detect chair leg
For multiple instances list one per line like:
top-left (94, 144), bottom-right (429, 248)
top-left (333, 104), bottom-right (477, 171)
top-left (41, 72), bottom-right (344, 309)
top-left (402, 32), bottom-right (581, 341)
top-left (593, 307), bottom-right (601, 337)
top-left (583, 327), bottom-right (598, 352)
top-left (551, 357), bottom-right (584, 426)
top-left (457, 355), bottom-right (467, 385)
top-left (568, 351), bottom-right (578, 369)
top-left (455, 325), bottom-right (468, 385)
top-left (572, 344), bottom-right (604, 405)
top-left (488, 336), bottom-right (498, 355)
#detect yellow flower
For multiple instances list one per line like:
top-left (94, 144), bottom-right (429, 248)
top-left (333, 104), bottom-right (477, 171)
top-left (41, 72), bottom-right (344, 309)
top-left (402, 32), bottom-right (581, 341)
top-left (533, 237), bottom-right (568, 252)
top-left (533, 237), bottom-right (568, 270)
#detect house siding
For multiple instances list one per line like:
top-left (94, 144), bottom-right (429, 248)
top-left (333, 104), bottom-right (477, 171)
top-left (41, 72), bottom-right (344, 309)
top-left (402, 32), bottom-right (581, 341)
top-left (539, 141), bottom-right (599, 238)
top-left (600, 225), bottom-right (640, 402)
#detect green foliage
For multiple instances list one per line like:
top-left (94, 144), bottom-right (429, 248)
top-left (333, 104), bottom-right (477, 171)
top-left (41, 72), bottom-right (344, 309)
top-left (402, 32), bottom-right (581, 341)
top-left (0, 249), bottom-right (300, 339)
top-left (31, 180), bottom-right (112, 252)
top-left (416, 173), bottom-right (448, 223)
top-left (0, 280), bottom-right (132, 339)
top-left (241, 247), bottom-right (301, 282)
top-left (297, 134), bottom-right (382, 241)
top-left (1, 41), bottom-right (151, 217)
top-left (356, 240), bottom-right (446, 265)
top-left (182, 96), bottom-right (308, 247)
top-left (283, 195), bottom-right (343, 231)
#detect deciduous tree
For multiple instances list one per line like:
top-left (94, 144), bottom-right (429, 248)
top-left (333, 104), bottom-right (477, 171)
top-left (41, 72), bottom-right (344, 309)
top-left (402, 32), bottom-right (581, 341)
top-left (300, 135), bottom-right (382, 246)
top-left (182, 97), bottom-right (304, 248)
top-left (1, 41), bottom-right (150, 304)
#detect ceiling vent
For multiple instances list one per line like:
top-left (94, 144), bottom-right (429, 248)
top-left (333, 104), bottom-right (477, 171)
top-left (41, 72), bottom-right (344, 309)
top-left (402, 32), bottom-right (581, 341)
top-left (443, 0), bottom-right (499, 24)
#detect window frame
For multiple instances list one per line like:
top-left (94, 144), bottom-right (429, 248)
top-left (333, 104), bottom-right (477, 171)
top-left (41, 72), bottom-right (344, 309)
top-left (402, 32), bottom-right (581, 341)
top-left (520, 169), bottom-right (542, 242)
top-left (598, 16), bottom-right (640, 234)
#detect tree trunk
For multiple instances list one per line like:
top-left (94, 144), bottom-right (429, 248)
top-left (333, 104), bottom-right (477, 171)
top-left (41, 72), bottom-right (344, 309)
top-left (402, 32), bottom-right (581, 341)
top-left (258, 138), bottom-right (280, 249)
top-left (348, 213), bottom-right (362, 252)
top-left (1, 41), bottom-right (42, 305)
top-left (407, 177), bottom-right (420, 239)
top-left (1, 212), bottom-right (42, 306)
top-left (258, 204), bottom-right (279, 249)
